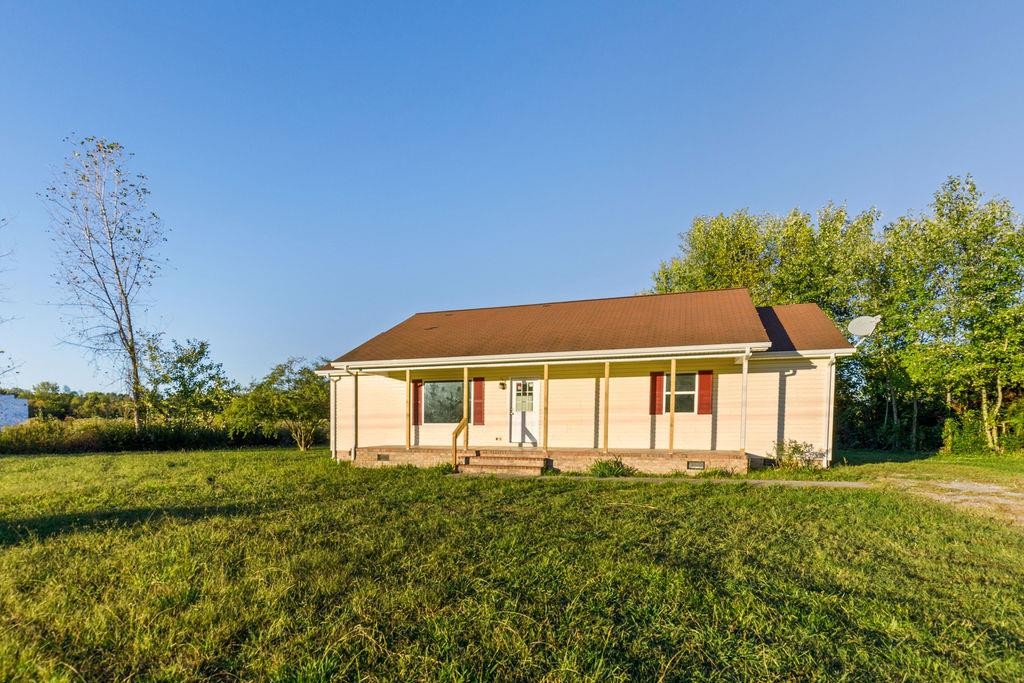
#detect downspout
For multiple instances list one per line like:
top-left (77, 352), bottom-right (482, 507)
top-left (824, 354), bottom-right (837, 466)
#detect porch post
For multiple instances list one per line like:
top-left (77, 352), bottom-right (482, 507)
top-left (405, 369), bottom-right (411, 450)
top-left (463, 366), bottom-right (469, 449)
top-left (668, 358), bottom-right (676, 452)
top-left (353, 372), bottom-right (359, 458)
top-left (602, 361), bottom-right (610, 452)
top-left (542, 363), bottom-right (550, 451)
top-left (330, 376), bottom-right (340, 460)
top-left (740, 349), bottom-right (749, 453)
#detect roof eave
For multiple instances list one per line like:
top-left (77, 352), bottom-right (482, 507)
top-left (751, 347), bottom-right (856, 359)
top-left (327, 341), bottom-right (773, 372)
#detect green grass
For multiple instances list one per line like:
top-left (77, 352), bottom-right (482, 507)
top-left (2, 449), bottom-right (1024, 680)
top-left (747, 448), bottom-right (1024, 486)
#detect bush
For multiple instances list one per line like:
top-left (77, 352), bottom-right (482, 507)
top-left (0, 417), bottom-right (289, 455)
top-left (588, 458), bottom-right (638, 478)
top-left (941, 412), bottom-right (990, 454)
top-left (771, 439), bottom-right (822, 470)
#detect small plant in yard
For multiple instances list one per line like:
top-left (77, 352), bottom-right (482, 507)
top-left (772, 439), bottom-right (822, 470)
top-left (588, 457), bottom-right (638, 477)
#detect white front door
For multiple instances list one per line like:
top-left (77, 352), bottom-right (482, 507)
top-left (509, 378), bottom-right (540, 446)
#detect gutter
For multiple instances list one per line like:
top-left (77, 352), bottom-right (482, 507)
top-left (324, 341), bottom-right (773, 373)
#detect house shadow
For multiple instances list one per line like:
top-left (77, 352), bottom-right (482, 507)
top-left (0, 503), bottom-right (258, 548)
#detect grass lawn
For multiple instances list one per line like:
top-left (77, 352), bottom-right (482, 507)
top-left (2, 449), bottom-right (1024, 681)
top-left (746, 448), bottom-right (1024, 487)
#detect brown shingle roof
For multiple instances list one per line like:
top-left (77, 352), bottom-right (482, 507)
top-left (756, 304), bottom-right (853, 352)
top-left (334, 288), bottom-right (774, 363)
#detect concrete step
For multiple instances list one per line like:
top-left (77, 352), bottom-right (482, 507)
top-left (472, 449), bottom-right (546, 457)
top-left (459, 462), bottom-right (545, 476)
top-left (469, 455), bottom-right (549, 467)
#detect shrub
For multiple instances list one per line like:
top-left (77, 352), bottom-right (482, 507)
top-left (941, 412), bottom-right (990, 454)
top-left (588, 458), bottom-right (638, 478)
top-left (771, 439), bottom-right (822, 470)
top-left (0, 417), bottom-right (287, 455)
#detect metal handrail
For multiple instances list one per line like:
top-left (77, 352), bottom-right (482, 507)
top-left (451, 418), bottom-right (468, 469)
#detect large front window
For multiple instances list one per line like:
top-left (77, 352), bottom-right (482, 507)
top-left (423, 381), bottom-right (464, 423)
top-left (664, 373), bottom-right (696, 413)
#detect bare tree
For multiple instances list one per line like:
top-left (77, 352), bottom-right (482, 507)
top-left (43, 137), bottom-right (166, 429)
top-left (0, 216), bottom-right (13, 379)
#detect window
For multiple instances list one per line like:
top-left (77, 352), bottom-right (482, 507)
top-left (423, 381), bottom-right (464, 423)
top-left (513, 381), bottom-right (534, 412)
top-left (687, 460), bottom-right (705, 470)
top-left (664, 373), bottom-right (697, 413)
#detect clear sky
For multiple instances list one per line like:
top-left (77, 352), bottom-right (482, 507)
top-left (1, 2), bottom-right (1022, 391)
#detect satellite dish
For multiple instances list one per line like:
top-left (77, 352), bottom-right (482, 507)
top-left (847, 315), bottom-right (881, 337)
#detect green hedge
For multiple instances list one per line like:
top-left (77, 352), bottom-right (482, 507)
top-left (0, 418), bottom-right (288, 455)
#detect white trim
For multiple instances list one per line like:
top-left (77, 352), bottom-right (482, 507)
top-left (749, 348), bottom-right (854, 361)
top-left (662, 371), bottom-right (697, 414)
top-left (324, 341), bottom-right (772, 372)
top-left (319, 351), bottom-right (766, 377)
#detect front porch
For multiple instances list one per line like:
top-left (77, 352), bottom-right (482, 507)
top-left (353, 445), bottom-right (752, 476)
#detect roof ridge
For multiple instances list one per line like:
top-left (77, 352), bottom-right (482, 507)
top-left (415, 287), bottom-right (752, 316)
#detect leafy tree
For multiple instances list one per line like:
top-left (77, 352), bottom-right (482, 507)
top-left (225, 359), bottom-right (327, 451)
top-left (73, 391), bottom-right (132, 419)
top-left (25, 382), bottom-right (75, 420)
top-left (896, 177), bottom-right (1024, 450)
top-left (43, 137), bottom-right (166, 431)
top-left (652, 204), bottom-right (877, 321)
top-left (652, 210), bottom-right (778, 303)
top-left (144, 338), bottom-right (237, 427)
top-left (770, 204), bottom-right (878, 322)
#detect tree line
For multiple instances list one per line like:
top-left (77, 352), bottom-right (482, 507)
top-left (653, 176), bottom-right (1024, 452)
top-left (2, 350), bottom-right (327, 452)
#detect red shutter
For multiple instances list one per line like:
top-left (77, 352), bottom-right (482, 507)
top-left (697, 370), bottom-right (713, 415)
top-left (412, 380), bottom-right (423, 425)
top-left (472, 377), bottom-right (485, 425)
top-left (649, 372), bottom-right (664, 415)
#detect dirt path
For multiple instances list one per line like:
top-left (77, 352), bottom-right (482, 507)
top-left (880, 478), bottom-right (1024, 527)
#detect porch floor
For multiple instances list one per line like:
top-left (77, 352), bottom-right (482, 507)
top-left (355, 445), bottom-right (743, 456)
top-left (351, 445), bottom-right (751, 475)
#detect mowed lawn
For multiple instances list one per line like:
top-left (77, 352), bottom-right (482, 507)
top-left (1, 450), bottom-right (1023, 681)
top-left (750, 448), bottom-right (1024, 486)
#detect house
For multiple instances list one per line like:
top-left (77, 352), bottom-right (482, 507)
top-left (0, 394), bottom-right (29, 428)
top-left (318, 288), bottom-right (854, 475)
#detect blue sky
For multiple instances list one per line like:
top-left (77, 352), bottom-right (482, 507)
top-left (1, 2), bottom-right (1023, 391)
